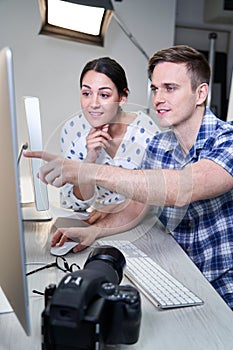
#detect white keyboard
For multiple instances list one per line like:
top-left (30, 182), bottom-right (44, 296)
top-left (97, 240), bottom-right (204, 309)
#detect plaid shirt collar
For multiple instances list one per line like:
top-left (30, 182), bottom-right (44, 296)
top-left (164, 108), bottom-right (220, 165)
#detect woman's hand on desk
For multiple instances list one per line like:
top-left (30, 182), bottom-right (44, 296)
top-left (86, 202), bottom-right (129, 225)
top-left (51, 201), bottom-right (149, 253)
top-left (86, 210), bottom-right (108, 224)
top-left (51, 226), bottom-right (100, 253)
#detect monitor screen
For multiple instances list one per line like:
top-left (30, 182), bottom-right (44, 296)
top-left (0, 47), bottom-right (30, 335)
top-left (21, 96), bottom-right (52, 221)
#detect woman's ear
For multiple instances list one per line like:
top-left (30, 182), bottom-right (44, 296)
top-left (119, 94), bottom-right (128, 106)
top-left (196, 83), bottom-right (209, 106)
top-left (119, 88), bottom-right (129, 106)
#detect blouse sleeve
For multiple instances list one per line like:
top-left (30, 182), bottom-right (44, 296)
top-left (60, 183), bottom-right (97, 211)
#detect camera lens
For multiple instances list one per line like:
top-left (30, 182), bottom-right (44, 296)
top-left (84, 245), bottom-right (126, 284)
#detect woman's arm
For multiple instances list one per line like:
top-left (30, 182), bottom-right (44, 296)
top-left (51, 201), bottom-right (149, 252)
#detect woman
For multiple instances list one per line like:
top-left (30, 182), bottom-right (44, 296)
top-left (60, 57), bottom-right (159, 224)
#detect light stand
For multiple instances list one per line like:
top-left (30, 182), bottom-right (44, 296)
top-left (113, 11), bottom-right (151, 114)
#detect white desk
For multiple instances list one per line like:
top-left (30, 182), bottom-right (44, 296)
top-left (0, 213), bottom-right (233, 350)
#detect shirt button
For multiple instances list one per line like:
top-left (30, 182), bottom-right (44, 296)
top-left (186, 247), bottom-right (191, 253)
top-left (188, 222), bottom-right (192, 228)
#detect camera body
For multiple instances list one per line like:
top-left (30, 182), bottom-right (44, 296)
top-left (42, 246), bottom-right (141, 350)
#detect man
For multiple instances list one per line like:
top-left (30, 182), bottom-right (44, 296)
top-left (25, 45), bottom-right (233, 308)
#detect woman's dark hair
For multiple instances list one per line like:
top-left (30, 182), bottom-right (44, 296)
top-left (148, 45), bottom-right (211, 91)
top-left (80, 57), bottom-right (129, 97)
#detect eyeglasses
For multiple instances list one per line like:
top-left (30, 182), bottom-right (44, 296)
top-left (26, 256), bottom-right (81, 276)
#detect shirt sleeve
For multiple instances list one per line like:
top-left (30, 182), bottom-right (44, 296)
top-left (200, 124), bottom-right (233, 176)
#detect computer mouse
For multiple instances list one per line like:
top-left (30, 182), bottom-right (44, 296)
top-left (50, 241), bottom-right (79, 256)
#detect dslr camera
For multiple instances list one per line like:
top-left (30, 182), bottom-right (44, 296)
top-left (42, 245), bottom-right (141, 350)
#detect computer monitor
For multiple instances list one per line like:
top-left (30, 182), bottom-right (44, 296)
top-left (21, 96), bottom-right (52, 221)
top-left (0, 47), bottom-right (30, 335)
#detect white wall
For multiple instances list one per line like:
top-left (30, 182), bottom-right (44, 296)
top-left (0, 0), bottom-right (176, 160)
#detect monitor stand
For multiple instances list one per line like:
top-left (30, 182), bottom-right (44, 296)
top-left (22, 205), bottom-right (52, 222)
top-left (0, 287), bottom-right (12, 314)
top-left (20, 176), bottom-right (52, 221)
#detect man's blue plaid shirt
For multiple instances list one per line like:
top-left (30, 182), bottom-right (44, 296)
top-left (141, 108), bottom-right (233, 307)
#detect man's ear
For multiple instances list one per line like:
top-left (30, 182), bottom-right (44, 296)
top-left (196, 83), bottom-right (209, 106)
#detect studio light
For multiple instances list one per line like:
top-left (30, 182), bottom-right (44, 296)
top-left (38, 0), bottom-right (114, 46)
top-left (38, 0), bottom-right (151, 112)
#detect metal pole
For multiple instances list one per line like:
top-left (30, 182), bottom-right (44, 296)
top-left (207, 32), bottom-right (217, 109)
top-left (112, 12), bottom-right (149, 61)
top-left (112, 12), bottom-right (151, 114)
